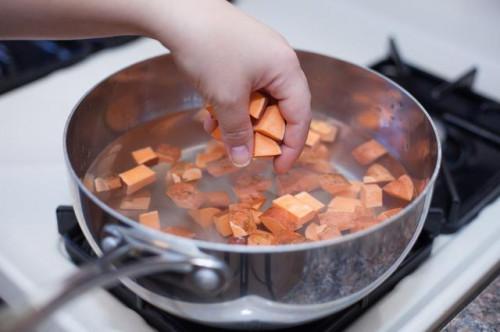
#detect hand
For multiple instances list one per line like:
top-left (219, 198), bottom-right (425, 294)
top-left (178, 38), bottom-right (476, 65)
top-left (146, 0), bottom-right (311, 173)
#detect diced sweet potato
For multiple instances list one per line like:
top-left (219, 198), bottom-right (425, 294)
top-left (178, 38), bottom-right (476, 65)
top-left (318, 210), bottom-right (356, 231)
top-left (206, 158), bottom-right (239, 177)
top-left (203, 191), bottom-right (231, 208)
top-left (166, 162), bottom-right (195, 183)
top-left (360, 184), bottom-right (383, 208)
top-left (94, 176), bottom-right (122, 193)
top-left (166, 182), bottom-right (205, 209)
top-left (337, 180), bottom-right (362, 198)
top-left (214, 213), bottom-right (232, 237)
top-left (254, 105), bottom-right (285, 141)
top-left (211, 126), bottom-right (222, 140)
top-left (272, 194), bottom-right (316, 225)
top-left (328, 196), bottom-right (362, 213)
top-left (383, 174), bottom-right (414, 201)
top-left (254, 132), bottom-right (282, 157)
top-left (188, 207), bottom-right (221, 229)
top-left (352, 139), bottom-right (387, 165)
top-left (249, 92), bottom-right (268, 119)
top-left (376, 207), bottom-right (403, 222)
top-left (305, 130), bottom-right (321, 147)
top-left (139, 210), bottom-right (160, 229)
top-left (170, 173), bottom-right (182, 184)
top-left (320, 173), bottom-right (351, 195)
top-left (305, 223), bottom-right (328, 241)
top-left (276, 169), bottom-right (320, 195)
top-left (234, 173), bottom-right (272, 194)
top-left (363, 163), bottom-right (395, 184)
top-left (119, 191), bottom-right (151, 210)
top-left (182, 167), bottom-right (202, 182)
top-left (247, 230), bottom-right (277, 245)
top-left (132, 147), bottom-right (159, 166)
top-left (318, 225), bottom-right (341, 240)
top-left (294, 191), bottom-right (325, 212)
top-left (228, 204), bottom-right (257, 237)
top-left (251, 209), bottom-right (263, 224)
top-left (156, 144), bottom-right (181, 164)
top-left (310, 120), bottom-right (338, 143)
top-left (260, 206), bottom-right (299, 234)
top-left (119, 164), bottom-right (156, 195)
top-left (162, 226), bottom-right (195, 238)
top-left (195, 148), bottom-right (225, 168)
top-left (236, 191), bottom-right (266, 210)
top-left (352, 216), bottom-right (379, 232)
top-left (275, 231), bottom-right (305, 244)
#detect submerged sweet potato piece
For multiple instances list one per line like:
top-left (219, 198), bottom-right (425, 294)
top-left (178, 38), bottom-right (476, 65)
top-left (254, 105), bottom-right (285, 141)
top-left (166, 162), bottom-right (195, 183)
top-left (337, 181), bottom-right (362, 198)
top-left (162, 226), bottom-right (195, 238)
top-left (94, 176), bottom-right (122, 193)
top-left (294, 191), bottom-right (325, 212)
top-left (236, 191), bottom-right (267, 210)
top-left (206, 158), bottom-right (239, 177)
top-left (305, 223), bottom-right (328, 241)
top-left (360, 184), bottom-right (383, 208)
top-left (195, 143), bottom-right (225, 168)
top-left (383, 175), bottom-right (414, 201)
top-left (275, 231), bottom-right (305, 244)
top-left (247, 230), bottom-right (277, 245)
top-left (305, 130), bottom-right (321, 147)
top-left (181, 167), bottom-right (202, 182)
top-left (310, 120), bottom-right (338, 143)
top-left (139, 210), bottom-right (160, 229)
top-left (272, 194), bottom-right (316, 225)
top-left (132, 147), bottom-right (159, 166)
top-left (318, 210), bottom-right (356, 231)
top-left (318, 225), bottom-right (341, 240)
top-left (188, 207), bottom-right (221, 229)
top-left (156, 144), bottom-right (181, 164)
top-left (214, 213), bottom-right (232, 237)
top-left (320, 173), bottom-right (351, 195)
top-left (276, 169), bottom-right (320, 195)
top-left (329, 196), bottom-right (362, 213)
top-left (119, 164), bottom-right (156, 195)
top-left (363, 163), bottom-right (395, 184)
top-left (352, 216), bottom-right (379, 232)
top-left (251, 209), bottom-right (263, 224)
top-left (376, 207), bottom-right (403, 222)
top-left (352, 139), bottom-right (387, 165)
top-left (119, 190), bottom-right (151, 210)
top-left (260, 206), bottom-right (299, 234)
top-left (249, 92), bottom-right (268, 119)
top-left (203, 191), bottom-right (231, 208)
top-left (234, 173), bottom-right (272, 193)
top-left (254, 132), bottom-right (281, 157)
top-left (166, 182), bottom-right (205, 209)
top-left (228, 204), bottom-right (257, 237)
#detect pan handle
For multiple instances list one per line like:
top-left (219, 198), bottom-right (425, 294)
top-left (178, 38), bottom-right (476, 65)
top-left (0, 224), bottom-right (229, 332)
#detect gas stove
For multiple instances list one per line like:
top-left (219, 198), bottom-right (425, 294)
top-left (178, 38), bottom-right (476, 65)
top-left (54, 39), bottom-right (500, 331)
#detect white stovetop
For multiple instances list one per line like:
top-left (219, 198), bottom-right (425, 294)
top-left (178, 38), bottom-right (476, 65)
top-left (0, 1), bottom-right (498, 331)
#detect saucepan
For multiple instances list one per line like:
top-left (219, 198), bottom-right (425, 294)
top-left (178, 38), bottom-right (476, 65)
top-left (0, 50), bottom-right (441, 331)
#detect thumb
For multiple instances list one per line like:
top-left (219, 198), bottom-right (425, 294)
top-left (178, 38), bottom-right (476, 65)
top-left (215, 96), bottom-right (254, 168)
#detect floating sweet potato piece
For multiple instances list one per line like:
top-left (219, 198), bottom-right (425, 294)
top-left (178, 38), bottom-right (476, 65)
top-left (139, 210), bottom-right (160, 229)
top-left (305, 223), bottom-right (328, 241)
top-left (119, 190), bottom-right (151, 210)
top-left (318, 210), bottom-right (356, 231)
top-left (276, 169), bottom-right (320, 195)
top-left (275, 231), bottom-right (305, 244)
top-left (182, 167), bottom-right (202, 182)
top-left (254, 132), bottom-right (282, 157)
top-left (211, 126), bottom-right (222, 140)
top-left (305, 130), bottom-right (321, 147)
top-left (119, 164), bottom-right (156, 195)
top-left (294, 191), bottom-right (325, 212)
top-left (156, 144), bottom-right (181, 164)
top-left (329, 196), bottom-right (362, 213)
top-left (383, 175), bottom-right (414, 201)
top-left (170, 173), bottom-right (182, 184)
top-left (260, 206), bottom-right (298, 234)
top-left (310, 120), bottom-right (338, 143)
top-left (376, 207), bottom-right (403, 222)
top-left (132, 147), bottom-right (159, 166)
top-left (360, 184), bottom-right (383, 208)
top-left (272, 194), bottom-right (316, 225)
top-left (337, 180), bottom-right (362, 198)
top-left (247, 230), bottom-right (277, 245)
top-left (249, 92), bottom-right (268, 119)
top-left (206, 158), bottom-right (239, 177)
top-left (203, 191), bottom-right (231, 208)
top-left (320, 173), bottom-right (351, 195)
top-left (352, 139), bottom-right (387, 165)
top-left (254, 105), bottom-right (285, 141)
top-left (228, 204), bottom-right (257, 237)
top-left (162, 226), bottom-right (195, 238)
top-left (166, 162), bottom-right (195, 183)
top-left (188, 207), bottom-right (221, 229)
top-left (318, 225), bottom-right (341, 240)
top-left (214, 213), bottom-right (232, 237)
top-left (352, 216), bottom-right (379, 232)
top-left (94, 176), bottom-right (122, 193)
top-left (166, 182), bottom-right (205, 209)
top-left (363, 163), bottom-right (395, 184)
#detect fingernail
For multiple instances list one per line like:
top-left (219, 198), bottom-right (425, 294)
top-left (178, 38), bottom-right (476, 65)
top-left (230, 145), bottom-right (251, 167)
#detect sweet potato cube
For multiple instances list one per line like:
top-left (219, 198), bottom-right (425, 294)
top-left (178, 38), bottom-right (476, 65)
top-left (377, 207), bottom-right (403, 222)
top-left (236, 191), bottom-right (266, 209)
top-left (383, 175), bottom-right (414, 201)
top-left (156, 144), bottom-right (181, 164)
top-left (195, 148), bottom-right (225, 168)
top-left (254, 105), bottom-right (285, 141)
top-left (320, 173), bottom-right (351, 195)
top-left (352, 139), bottom-right (387, 165)
top-left (211, 126), bottom-right (222, 140)
top-left (214, 213), bottom-right (232, 237)
top-left (337, 181), bottom-right (362, 198)
top-left (94, 176), bottom-right (122, 193)
top-left (166, 182), bottom-right (205, 209)
top-left (228, 204), bottom-right (257, 237)
top-left (170, 173), bottom-right (182, 184)
top-left (310, 120), bottom-right (338, 143)
top-left (318, 210), bottom-right (356, 231)
top-left (254, 132), bottom-right (282, 157)
top-left (305, 223), bottom-right (328, 241)
top-left (162, 226), bottom-right (195, 238)
top-left (275, 231), bottom-right (305, 244)
top-left (360, 184), bottom-right (383, 208)
top-left (328, 196), bottom-right (362, 213)
top-left (272, 194), bottom-right (316, 225)
top-left (182, 167), bottom-right (202, 182)
top-left (363, 163), bottom-right (395, 184)
top-left (305, 130), bottom-right (321, 147)
top-left (318, 225), bottom-right (341, 240)
top-left (188, 207), bottom-right (221, 229)
top-left (119, 164), bottom-right (156, 195)
top-left (276, 169), bottom-right (320, 195)
top-left (260, 206), bottom-right (298, 234)
top-left (247, 230), bottom-right (276, 245)
top-left (234, 173), bottom-right (272, 193)
top-left (132, 147), bottom-right (159, 166)
top-left (119, 191), bottom-right (151, 210)
top-left (251, 209), bottom-right (263, 224)
top-left (203, 191), bottom-right (231, 208)
top-left (249, 92), bottom-right (268, 119)
top-left (206, 158), bottom-right (239, 177)
top-left (139, 210), bottom-right (160, 230)
top-left (294, 191), bottom-right (325, 212)
top-left (352, 216), bottom-right (379, 232)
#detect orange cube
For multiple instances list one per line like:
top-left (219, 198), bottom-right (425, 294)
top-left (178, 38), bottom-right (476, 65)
top-left (166, 182), bottom-right (205, 209)
top-left (294, 191), bottom-right (325, 212)
top-left (247, 230), bottom-right (276, 245)
top-left (318, 225), bottom-right (341, 240)
top-left (228, 204), bottom-right (257, 237)
top-left (328, 196), bottom-right (362, 213)
top-left (254, 105), bottom-right (285, 141)
top-left (156, 144), bottom-right (181, 164)
top-left (377, 207), bottom-right (403, 222)
top-left (383, 175), bottom-right (414, 201)
top-left (195, 146), bottom-right (225, 168)
top-left (249, 92), bottom-right (268, 119)
top-left (320, 173), bottom-right (351, 195)
top-left (251, 209), bottom-right (263, 224)
top-left (260, 206), bottom-right (299, 234)
top-left (132, 147), bottom-right (159, 166)
top-left (337, 181), bottom-right (362, 198)
top-left (305, 130), bottom-right (321, 147)
top-left (360, 184), bottom-right (383, 208)
top-left (203, 191), bottom-right (231, 208)
top-left (119, 191), bottom-right (151, 210)
top-left (276, 169), bottom-right (320, 195)
top-left (162, 226), bottom-right (195, 238)
top-left (188, 207), bottom-right (221, 229)
top-left (139, 210), bottom-right (160, 230)
top-left (181, 167), bottom-right (202, 182)
top-left (318, 210), bottom-right (356, 231)
top-left (214, 213), bottom-right (232, 237)
top-left (254, 132), bottom-right (282, 157)
top-left (272, 194), bottom-right (316, 225)
top-left (119, 164), bottom-right (156, 195)
top-left (94, 176), bottom-right (122, 193)
top-left (363, 163), bottom-right (395, 184)
top-left (352, 139), bottom-right (387, 165)
top-left (275, 231), bottom-right (305, 244)
top-left (236, 191), bottom-right (267, 210)
top-left (310, 120), bottom-right (338, 143)
top-left (305, 223), bottom-right (328, 241)
top-left (206, 158), bottom-right (239, 177)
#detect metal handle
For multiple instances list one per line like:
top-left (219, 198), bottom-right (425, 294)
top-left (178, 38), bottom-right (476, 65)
top-left (0, 224), bottom-right (229, 332)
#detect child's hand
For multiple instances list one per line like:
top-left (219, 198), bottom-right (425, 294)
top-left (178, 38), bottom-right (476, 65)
top-left (146, 0), bottom-right (311, 173)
